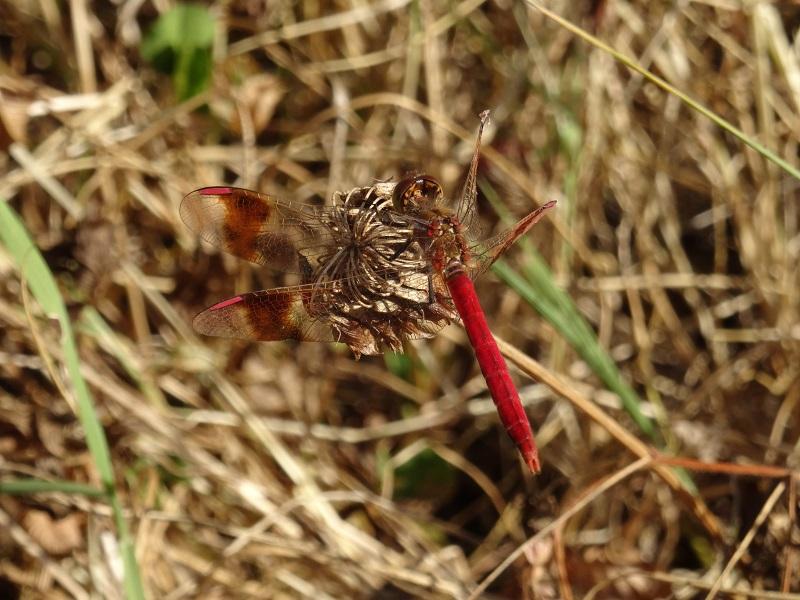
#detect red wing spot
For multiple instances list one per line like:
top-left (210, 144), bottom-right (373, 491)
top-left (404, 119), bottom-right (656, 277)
top-left (200, 187), bottom-right (233, 195)
top-left (210, 296), bottom-right (244, 310)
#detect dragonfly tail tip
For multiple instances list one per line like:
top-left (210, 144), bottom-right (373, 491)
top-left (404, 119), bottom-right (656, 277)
top-left (524, 452), bottom-right (542, 474)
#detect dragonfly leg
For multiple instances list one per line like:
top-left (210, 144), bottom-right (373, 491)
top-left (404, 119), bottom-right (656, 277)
top-left (387, 237), bottom-right (415, 261)
top-left (426, 271), bottom-right (436, 305)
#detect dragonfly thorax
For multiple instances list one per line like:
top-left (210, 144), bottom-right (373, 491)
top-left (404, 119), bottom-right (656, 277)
top-left (414, 212), bottom-right (472, 275)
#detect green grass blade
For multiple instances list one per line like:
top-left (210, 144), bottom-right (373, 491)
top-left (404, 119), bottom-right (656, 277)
top-left (0, 200), bottom-right (145, 600)
top-left (524, 0), bottom-right (800, 182)
top-left (492, 259), bottom-right (657, 439)
top-left (481, 181), bottom-right (656, 439)
top-left (483, 183), bottom-right (697, 493)
top-left (0, 479), bottom-right (106, 497)
top-left (0, 202), bottom-right (114, 478)
top-left (80, 306), bottom-right (166, 406)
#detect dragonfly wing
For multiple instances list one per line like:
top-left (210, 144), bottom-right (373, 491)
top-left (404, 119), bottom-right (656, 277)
top-left (467, 201), bottom-right (556, 278)
top-left (180, 187), bottom-right (329, 272)
top-left (191, 276), bottom-right (458, 355)
top-left (193, 286), bottom-right (336, 344)
top-left (456, 110), bottom-right (490, 231)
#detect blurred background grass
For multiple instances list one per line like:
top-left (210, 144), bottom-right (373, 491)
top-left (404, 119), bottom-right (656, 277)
top-left (1, 0), bottom-right (799, 598)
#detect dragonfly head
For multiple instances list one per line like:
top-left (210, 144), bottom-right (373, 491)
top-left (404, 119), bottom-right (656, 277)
top-left (392, 174), bottom-right (443, 212)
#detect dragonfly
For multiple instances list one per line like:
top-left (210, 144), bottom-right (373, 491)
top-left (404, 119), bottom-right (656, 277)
top-left (181, 111), bottom-right (555, 473)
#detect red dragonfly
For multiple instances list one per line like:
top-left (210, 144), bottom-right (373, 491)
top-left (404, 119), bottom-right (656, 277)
top-left (181, 111), bottom-right (555, 472)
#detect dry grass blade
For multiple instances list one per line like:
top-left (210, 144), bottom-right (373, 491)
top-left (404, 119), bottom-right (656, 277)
top-left (496, 337), bottom-right (723, 539)
top-left (0, 201), bottom-right (145, 598)
top-left (468, 456), bottom-right (653, 599)
top-left (525, 0), bottom-right (800, 181)
top-left (705, 482), bottom-right (787, 600)
top-left (585, 569), bottom-right (800, 600)
top-left (1, 0), bottom-right (798, 597)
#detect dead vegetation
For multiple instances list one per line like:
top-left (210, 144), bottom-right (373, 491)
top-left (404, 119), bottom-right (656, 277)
top-left (0, 0), bottom-right (799, 598)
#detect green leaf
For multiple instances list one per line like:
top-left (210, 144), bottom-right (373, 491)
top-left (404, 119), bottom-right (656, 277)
top-left (395, 448), bottom-right (456, 500)
top-left (141, 4), bottom-right (215, 101)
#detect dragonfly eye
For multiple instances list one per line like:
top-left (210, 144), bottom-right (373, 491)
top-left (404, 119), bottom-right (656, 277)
top-left (392, 175), bottom-right (443, 211)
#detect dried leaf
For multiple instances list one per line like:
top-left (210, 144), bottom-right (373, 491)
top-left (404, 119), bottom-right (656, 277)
top-left (23, 510), bottom-right (83, 556)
